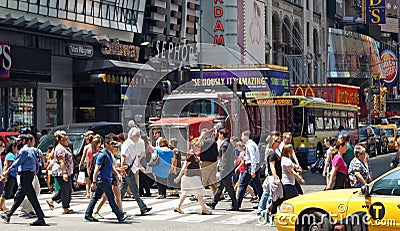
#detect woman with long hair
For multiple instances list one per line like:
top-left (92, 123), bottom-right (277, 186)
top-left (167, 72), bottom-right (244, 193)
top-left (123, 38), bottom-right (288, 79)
top-left (281, 145), bottom-right (305, 200)
top-left (79, 132), bottom-right (94, 198)
top-left (152, 138), bottom-right (174, 199)
top-left (0, 140), bottom-right (18, 212)
top-left (326, 138), bottom-right (348, 190)
top-left (173, 138), bottom-right (211, 215)
top-left (46, 130), bottom-right (74, 214)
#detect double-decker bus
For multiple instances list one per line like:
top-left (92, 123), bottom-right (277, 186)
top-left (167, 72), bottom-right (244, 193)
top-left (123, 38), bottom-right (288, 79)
top-left (245, 96), bottom-right (359, 167)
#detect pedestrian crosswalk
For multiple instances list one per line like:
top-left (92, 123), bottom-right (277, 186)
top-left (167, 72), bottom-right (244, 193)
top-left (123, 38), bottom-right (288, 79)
top-left (5, 192), bottom-right (260, 226)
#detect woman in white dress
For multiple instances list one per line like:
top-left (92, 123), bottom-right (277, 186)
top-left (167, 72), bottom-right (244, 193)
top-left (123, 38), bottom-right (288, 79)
top-left (173, 138), bottom-right (212, 215)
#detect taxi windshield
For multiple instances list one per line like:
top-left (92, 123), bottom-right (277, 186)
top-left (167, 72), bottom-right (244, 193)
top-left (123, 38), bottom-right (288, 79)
top-left (371, 169), bottom-right (400, 196)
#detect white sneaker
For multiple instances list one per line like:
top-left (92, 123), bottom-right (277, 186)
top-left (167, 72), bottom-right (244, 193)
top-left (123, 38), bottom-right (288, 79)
top-left (93, 212), bottom-right (104, 219)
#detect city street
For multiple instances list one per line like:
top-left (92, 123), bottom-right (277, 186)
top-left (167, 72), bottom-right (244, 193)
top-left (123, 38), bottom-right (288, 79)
top-left (1, 152), bottom-right (395, 231)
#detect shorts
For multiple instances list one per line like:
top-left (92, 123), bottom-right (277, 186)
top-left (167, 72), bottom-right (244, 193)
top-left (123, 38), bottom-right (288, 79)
top-left (112, 174), bottom-right (118, 186)
top-left (232, 171), bottom-right (240, 183)
top-left (0, 182), bottom-right (4, 196)
top-left (238, 171), bottom-right (246, 184)
top-left (1, 176), bottom-right (17, 199)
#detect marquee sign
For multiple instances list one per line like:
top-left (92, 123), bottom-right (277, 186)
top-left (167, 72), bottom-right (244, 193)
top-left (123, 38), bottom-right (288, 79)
top-left (380, 50), bottom-right (398, 86)
top-left (213, 0), bottom-right (225, 46)
top-left (364, 0), bottom-right (386, 24)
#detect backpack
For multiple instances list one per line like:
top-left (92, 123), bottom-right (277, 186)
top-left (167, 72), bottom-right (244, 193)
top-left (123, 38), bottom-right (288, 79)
top-left (89, 150), bottom-right (109, 181)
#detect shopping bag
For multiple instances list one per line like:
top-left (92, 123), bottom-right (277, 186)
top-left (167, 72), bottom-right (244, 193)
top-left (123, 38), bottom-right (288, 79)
top-left (77, 171), bottom-right (86, 185)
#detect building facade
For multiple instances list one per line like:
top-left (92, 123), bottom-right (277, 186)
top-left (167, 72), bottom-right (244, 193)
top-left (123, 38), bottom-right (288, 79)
top-left (268, 0), bottom-right (328, 85)
top-left (0, 0), bottom-right (147, 130)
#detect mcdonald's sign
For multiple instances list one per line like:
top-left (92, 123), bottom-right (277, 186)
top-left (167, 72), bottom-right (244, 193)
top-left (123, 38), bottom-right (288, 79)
top-left (291, 84), bottom-right (359, 106)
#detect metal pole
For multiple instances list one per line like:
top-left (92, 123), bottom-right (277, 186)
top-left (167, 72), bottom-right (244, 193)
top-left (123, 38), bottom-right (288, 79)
top-left (199, 0), bottom-right (203, 80)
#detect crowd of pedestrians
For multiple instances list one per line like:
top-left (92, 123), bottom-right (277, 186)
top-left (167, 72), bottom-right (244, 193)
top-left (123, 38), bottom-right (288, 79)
top-left (0, 121), bottom-right (392, 227)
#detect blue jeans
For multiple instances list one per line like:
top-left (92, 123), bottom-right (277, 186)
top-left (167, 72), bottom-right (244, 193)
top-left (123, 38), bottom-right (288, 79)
top-left (257, 190), bottom-right (269, 214)
top-left (85, 178), bottom-right (123, 219)
top-left (120, 171), bottom-right (147, 211)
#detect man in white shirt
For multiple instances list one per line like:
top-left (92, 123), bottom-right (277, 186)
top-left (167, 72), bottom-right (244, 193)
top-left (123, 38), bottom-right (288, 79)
top-left (119, 127), bottom-right (152, 215)
top-left (236, 130), bottom-right (263, 208)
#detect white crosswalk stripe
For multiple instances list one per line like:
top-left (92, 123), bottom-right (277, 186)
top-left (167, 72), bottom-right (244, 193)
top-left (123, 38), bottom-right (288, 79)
top-left (5, 193), bottom-right (260, 225)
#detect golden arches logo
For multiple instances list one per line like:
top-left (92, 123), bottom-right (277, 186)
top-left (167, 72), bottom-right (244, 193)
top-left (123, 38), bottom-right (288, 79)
top-left (294, 86), bottom-right (315, 97)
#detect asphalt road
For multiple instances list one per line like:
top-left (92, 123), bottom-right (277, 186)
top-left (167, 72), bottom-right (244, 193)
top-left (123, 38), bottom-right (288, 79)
top-left (1, 152), bottom-right (396, 231)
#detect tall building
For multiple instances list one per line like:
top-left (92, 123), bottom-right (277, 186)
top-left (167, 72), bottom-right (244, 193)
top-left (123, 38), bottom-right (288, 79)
top-left (267, 0), bottom-right (328, 84)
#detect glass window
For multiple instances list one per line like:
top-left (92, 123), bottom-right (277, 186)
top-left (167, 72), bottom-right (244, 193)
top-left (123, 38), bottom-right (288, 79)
top-left (315, 117), bottom-right (324, 130)
top-left (348, 117), bottom-right (356, 129)
top-left (324, 117), bottom-right (333, 130)
top-left (341, 118), bottom-right (348, 129)
top-left (305, 110), bottom-right (315, 135)
top-left (333, 117), bottom-right (340, 130)
top-left (9, 87), bottom-right (34, 130)
top-left (371, 169), bottom-right (400, 196)
top-left (293, 108), bottom-right (303, 137)
top-left (45, 89), bottom-right (62, 127)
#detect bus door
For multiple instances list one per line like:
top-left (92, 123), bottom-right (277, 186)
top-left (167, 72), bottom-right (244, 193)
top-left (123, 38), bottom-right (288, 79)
top-left (304, 108), bottom-right (318, 164)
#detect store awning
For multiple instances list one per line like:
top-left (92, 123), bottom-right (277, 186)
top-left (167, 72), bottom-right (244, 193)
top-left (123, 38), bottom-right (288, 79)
top-left (84, 60), bottom-right (155, 72)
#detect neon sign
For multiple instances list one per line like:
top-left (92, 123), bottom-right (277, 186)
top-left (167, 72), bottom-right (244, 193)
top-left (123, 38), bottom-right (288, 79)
top-left (213, 0), bottom-right (225, 46)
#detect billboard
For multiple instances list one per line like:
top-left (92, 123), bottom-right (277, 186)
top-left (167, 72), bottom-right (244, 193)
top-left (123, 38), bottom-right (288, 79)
top-left (244, 0), bottom-right (265, 64)
top-left (380, 50), bottom-right (398, 86)
top-left (189, 68), bottom-right (289, 96)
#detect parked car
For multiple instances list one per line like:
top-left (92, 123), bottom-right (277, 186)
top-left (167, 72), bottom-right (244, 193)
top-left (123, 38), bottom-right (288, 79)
top-left (376, 124), bottom-right (398, 151)
top-left (37, 122), bottom-right (123, 191)
top-left (0, 131), bottom-right (20, 163)
top-left (359, 126), bottom-right (377, 157)
top-left (372, 127), bottom-right (388, 155)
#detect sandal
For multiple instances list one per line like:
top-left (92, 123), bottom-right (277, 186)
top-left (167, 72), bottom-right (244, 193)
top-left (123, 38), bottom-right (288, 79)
top-left (46, 200), bottom-right (54, 211)
top-left (62, 209), bottom-right (74, 214)
top-left (173, 208), bottom-right (184, 214)
top-left (201, 210), bottom-right (212, 215)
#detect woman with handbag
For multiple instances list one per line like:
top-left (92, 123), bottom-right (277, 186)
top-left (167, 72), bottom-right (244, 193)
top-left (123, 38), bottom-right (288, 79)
top-left (46, 130), bottom-right (74, 214)
top-left (173, 138), bottom-right (212, 215)
top-left (151, 138), bottom-right (174, 199)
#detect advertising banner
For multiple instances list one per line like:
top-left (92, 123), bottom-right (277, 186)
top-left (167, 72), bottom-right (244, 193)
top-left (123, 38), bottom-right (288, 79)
top-left (244, 0), bottom-right (265, 64)
top-left (380, 50), bottom-right (398, 86)
top-left (364, 0), bottom-right (386, 24)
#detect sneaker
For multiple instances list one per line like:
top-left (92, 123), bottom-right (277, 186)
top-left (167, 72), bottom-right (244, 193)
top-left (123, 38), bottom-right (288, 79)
top-left (93, 212), bottom-right (104, 219)
top-left (205, 201), bottom-right (216, 210)
top-left (84, 216), bottom-right (99, 222)
top-left (27, 212), bottom-right (37, 218)
top-left (249, 197), bottom-right (259, 203)
top-left (118, 213), bottom-right (129, 223)
top-left (1, 214), bottom-right (10, 223)
top-left (189, 196), bottom-right (198, 201)
top-left (140, 207), bottom-right (152, 215)
top-left (226, 207), bottom-right (239, 211)
top-left (155, 195), bottom-right (166, 199)
top-left (30, 219), bottom-right (47, 226)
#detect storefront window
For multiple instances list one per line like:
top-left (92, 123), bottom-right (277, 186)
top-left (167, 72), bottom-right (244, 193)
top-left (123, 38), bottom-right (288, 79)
top-left (45, 89), bottom-right (62, 127)
top-left (9, 87), bottom-right (34, 130)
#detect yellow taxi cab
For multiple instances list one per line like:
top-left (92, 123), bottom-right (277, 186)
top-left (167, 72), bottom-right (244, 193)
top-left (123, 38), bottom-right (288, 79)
top-left (376, 124), bottom-right (397, 151)
top-left (276, 167), bottom-right (400, 231)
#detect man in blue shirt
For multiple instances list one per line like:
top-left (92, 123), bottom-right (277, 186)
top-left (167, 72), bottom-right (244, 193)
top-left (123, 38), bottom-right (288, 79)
top-left (0, 134), bottom-right (46, 226)
top-left (84, 135), bottom-right (128, 222)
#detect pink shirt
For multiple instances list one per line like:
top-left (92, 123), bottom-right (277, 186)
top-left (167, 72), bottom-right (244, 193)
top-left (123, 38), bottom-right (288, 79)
top-left (87, 146), bottom-right (93, 167)
top-left (332, 154), bottom-right (347, 175)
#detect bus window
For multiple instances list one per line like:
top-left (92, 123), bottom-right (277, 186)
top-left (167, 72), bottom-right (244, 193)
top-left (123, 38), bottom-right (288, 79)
top-left (293, 108), bottom-right (303, 137)
top-left (316, 117), bottom-right (324, 130)
top-left (324, 110), bottom-right (333, 130)
top-left (333, 117), bottom-right (340, 130)
top-left (305, 110), bottom-right (315, 135)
